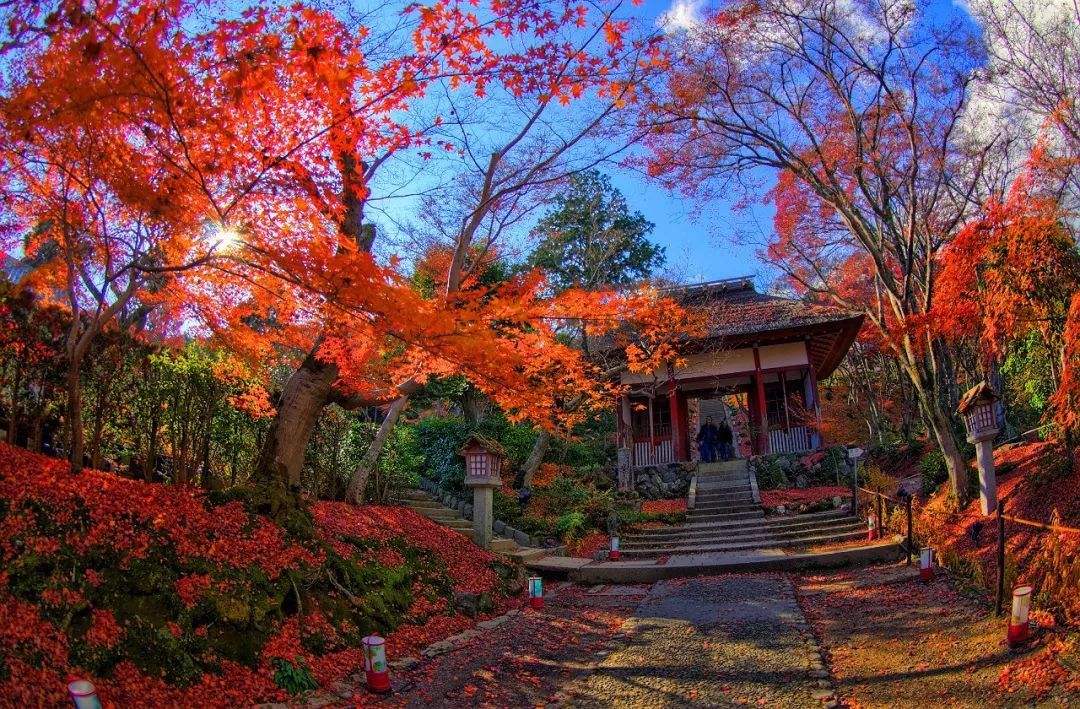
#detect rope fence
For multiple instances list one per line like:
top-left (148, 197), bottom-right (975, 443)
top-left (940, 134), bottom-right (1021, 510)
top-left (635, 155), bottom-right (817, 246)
top-left (993, 503), bottom-right (1080, 616)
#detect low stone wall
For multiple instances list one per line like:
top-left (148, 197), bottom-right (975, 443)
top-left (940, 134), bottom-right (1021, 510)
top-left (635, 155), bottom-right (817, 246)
top-left (751, 446), bottom-right (856, 490)
top-left (633, 462), bottom-right (695, 499)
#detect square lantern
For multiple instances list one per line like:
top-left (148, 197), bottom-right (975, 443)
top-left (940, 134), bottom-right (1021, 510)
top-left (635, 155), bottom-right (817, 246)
top-left (460, 434), bottom-right (506, 487)
top-left (958, 381), bottom-right (1001, 442)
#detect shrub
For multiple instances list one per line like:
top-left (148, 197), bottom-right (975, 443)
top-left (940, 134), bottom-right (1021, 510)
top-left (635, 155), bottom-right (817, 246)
top-left (754, 457), bottom-right (787, 490)
top-left (414, 416), bottom-right (473, 491)
top-left (920, 448), bottom-right (949, 495)
top-left (555, 511), bottom-right (587, 540)
top-left (272, 658), bottom-right (318, 695)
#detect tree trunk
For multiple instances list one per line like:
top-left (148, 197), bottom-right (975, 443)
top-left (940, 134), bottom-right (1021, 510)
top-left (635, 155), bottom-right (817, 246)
top-left (254, 350), bottom-right (338, 510)
top-left (90, 388), bottom-right (107, 471)
top-left (67, 359), bottom-right (84, 472)
top-left (29, 412), bottom-right (43, 453)
top-left (346, 385), bottom-right (417, 504)
top-left (521, 429), bottom-right (552, 489)
top-left (145, 406), bottom-right (161, 482)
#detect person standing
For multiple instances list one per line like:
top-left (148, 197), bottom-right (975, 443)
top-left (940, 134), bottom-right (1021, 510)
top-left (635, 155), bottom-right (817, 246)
top-left (696, 416), bottom-right (719, 462)
top-left (717, 419), bottom-right (735, 460)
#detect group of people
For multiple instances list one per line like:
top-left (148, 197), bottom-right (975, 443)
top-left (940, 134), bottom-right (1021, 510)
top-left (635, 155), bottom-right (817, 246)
top-left (695, 416), bottom-right (734, 462)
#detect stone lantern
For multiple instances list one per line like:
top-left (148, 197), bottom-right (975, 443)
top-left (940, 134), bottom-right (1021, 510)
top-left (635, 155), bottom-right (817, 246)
top-left (958, 381), bottom-right (1001, 515)
top-left (460, 435), bottom-right (506, 549)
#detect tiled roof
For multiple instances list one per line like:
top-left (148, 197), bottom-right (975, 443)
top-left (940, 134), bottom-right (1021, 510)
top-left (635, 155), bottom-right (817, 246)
top-left (668, 278), bottom-right (861, 339)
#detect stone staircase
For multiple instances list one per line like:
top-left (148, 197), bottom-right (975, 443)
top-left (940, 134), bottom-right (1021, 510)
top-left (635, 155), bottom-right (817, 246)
top-left (397, 489), bottom-right (548, 563)
top-left (620, 459), bottom-right (865, 559)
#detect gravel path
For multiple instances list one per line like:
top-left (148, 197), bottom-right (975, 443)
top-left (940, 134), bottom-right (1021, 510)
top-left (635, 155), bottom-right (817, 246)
top-left (560, 574), bottom-right (832, 707)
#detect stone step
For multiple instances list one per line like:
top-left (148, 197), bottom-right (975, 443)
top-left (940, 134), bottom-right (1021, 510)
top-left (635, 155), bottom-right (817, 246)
top-left (650, 517), bottom-right (858, 541)
top-left (693, 497), bottom-right (757, 508)
top-left (619, 528), bottom-right (869, 558)
top-left (696, 479), bottom-right (753, 491)
top-left (403, 500), bottom-right (444, 510)
top-left (625, 510), bottom-right (853, 540)
top-left (689, 504), bottom-right (763, 516)
top-left (697, 460), bottom-right (749, 474)
top-left (621, 520), bottom-right (864, 550)
top-left (671, 509), bottom-right (764, 523)
top-left (417, 508), bottom-right (462, 521)
top-left (398, 489), bottom-right (433, 501)
top-left (696, 472), bottom-right (749, 481)
top-left (697, 489), bottom-right (755, 499)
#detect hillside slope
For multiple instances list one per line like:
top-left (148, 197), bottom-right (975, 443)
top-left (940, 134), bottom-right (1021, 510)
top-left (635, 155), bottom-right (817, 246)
top-left (0, 444), bottom-right (520, 706)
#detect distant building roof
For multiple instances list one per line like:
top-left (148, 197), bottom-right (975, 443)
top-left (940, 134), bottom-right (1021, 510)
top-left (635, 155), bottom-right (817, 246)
top-left (599, 277), bottom-right (864, 380)
top-left (662, 277), bottom-right (861, 340)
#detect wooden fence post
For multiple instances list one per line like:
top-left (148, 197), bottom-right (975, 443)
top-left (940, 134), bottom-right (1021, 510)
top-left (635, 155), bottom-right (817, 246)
top-left (851, 461), bottom-right (858, 516)
top-left (995, 503), bottom-right (1006, 616)
top-left (906, 496), bottom-right (913, 565)
top-left (876, 493), bottom-right (884, 537)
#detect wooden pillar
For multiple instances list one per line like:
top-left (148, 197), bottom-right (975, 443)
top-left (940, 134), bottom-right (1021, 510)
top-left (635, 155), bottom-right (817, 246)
top-left (617, 394), bottom-right (633, 490)
top-left (753, 346), bottom-right (768, 455)
top-left (667, 366), bottom-right (687, 461)
top-left (805, 358), bottom-right (823, 448)
top-left (779, 369), bottom-right (791, 431)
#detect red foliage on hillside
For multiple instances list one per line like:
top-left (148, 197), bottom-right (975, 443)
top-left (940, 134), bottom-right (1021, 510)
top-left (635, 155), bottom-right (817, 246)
top-left (916, 441), bottom-right (1080, 625)
top-left (0, 444), bottom-right (517, 706)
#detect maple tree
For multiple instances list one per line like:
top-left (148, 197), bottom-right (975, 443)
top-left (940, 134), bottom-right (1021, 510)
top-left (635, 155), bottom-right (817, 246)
top-left (0, 0), bottom-right (687, 506)
top-left (935, 147), bottom-right (1080, 439)
top-left (643, 0), bottom-right (1005, 499)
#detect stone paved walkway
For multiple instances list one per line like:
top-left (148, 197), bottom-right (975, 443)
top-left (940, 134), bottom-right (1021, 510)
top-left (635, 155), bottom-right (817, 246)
top-left (559, 574), bottom-right (832, 707)
top-left (350, 575), bottom-right (834, 708)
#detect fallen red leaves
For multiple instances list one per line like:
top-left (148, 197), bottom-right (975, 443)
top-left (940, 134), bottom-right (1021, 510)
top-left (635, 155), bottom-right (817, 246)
top-left (641, 498), bottom-right (687, 514)
top-left (566, 531), bottom-right (607, 559)
top-left (760, 485), bottom-right (848, 509)
top-left (0, 443), bottom-right (517, 705)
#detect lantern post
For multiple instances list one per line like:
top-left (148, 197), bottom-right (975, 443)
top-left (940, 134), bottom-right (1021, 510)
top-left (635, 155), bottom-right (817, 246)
top-left (958, 382), bottom-right (1001, 515)
top-left (460, 435), bottom-right (506, 550)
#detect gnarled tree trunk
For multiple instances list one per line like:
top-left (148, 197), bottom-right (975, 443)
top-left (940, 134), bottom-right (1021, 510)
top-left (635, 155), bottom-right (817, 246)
top-left (254, 349), bottom-right (338, 511)
top-left (520, 428), bottom-right (551, 489)
top-left (346, 379), bottom-right (421, 503)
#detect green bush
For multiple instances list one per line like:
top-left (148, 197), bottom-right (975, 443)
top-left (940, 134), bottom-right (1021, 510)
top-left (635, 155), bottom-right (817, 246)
top-left (414, 416), bottom-right (473, 491)
top-left (812, 446), bottom-right (847, 486)
top-left (754, 457), bottom-right (787, 490)
top-left (273, 658), bottom-right (319, 695)
top-left (555, 511), bottom-right (587, 539)
top-left (919, 448), bottom-right (948, 494)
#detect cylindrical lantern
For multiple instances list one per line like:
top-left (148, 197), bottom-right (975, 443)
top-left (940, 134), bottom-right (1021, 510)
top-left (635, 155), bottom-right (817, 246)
top-left (362, 633), bottom-right (392, 694)
top-left (867, 513), bottom-right (878, 541)
top-left (919, 547), bottom-right (934, 582)
top-left (528, 576), bottom-right (544, 609)
top-left (1007, 585), bottom-right (1033, 646)
top-left (609, 537), bottom-right (620, 561)
top-left (68, 680), bottom-right (102, 709)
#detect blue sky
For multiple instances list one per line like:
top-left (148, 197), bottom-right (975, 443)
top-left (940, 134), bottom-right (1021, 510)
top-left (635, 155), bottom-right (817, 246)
top-left (606, 0), bottom-right (777, 286)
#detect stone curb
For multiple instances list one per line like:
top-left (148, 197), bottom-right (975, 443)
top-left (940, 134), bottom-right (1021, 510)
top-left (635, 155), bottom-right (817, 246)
top-left (301, 608), bottom-right (524, 706)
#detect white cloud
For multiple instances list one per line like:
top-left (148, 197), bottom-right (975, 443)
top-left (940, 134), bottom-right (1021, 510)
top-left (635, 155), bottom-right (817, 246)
top-left (659, 0), bottom-right (704, 33)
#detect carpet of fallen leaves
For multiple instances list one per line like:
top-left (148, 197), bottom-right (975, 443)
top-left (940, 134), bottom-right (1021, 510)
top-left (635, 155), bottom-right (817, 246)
top-left (362, 583), bottom-right (640, 707)
top-left (566, 531), bottom-right (607, 559)
top-left (796, 562), bottom-right (1079, 707)
top-left (760, 485), bottom-right (849, 509)
top-left (916, 441), bottom-right (1080, 625)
